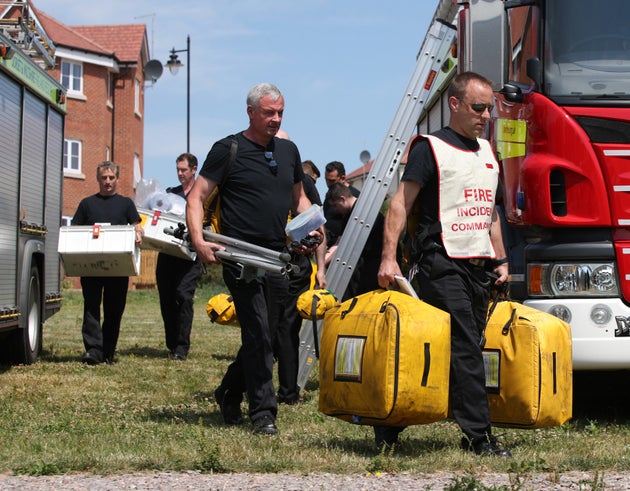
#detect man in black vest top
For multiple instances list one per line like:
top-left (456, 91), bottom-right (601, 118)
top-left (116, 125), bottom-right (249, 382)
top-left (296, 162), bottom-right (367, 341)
top-left (377, 72), bottom-right (511, 457)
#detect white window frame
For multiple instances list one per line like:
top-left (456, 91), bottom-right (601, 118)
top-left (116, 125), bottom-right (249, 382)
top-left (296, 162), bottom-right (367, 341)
top-left (106, 72), bottom-right (113, 107)
top-left (61, 60), bottom-right (84, 95)
top-left (63, 139), bottom-right (82, 175)
top-left (134, 78), bottom-right (141, 115)
top-left (133, 152), bottom-right (141, 187)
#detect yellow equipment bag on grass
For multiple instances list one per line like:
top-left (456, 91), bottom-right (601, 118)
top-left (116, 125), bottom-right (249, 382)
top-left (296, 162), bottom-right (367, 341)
top-left (206, 293), bottom-right (239, 326)
top-left (319, 289), bottom-right (451, 426)
top-left (483, 300), bottom-right (572, 428)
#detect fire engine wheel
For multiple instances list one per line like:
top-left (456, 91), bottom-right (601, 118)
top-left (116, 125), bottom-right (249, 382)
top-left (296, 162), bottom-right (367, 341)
top-left (11, 266), bottom-right (42, 365)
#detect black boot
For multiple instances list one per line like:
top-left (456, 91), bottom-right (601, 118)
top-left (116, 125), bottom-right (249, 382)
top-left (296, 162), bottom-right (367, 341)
top-left (461, 434), bottom-right (512, 458)
top-left (373, 425), bottom-right (405, 452)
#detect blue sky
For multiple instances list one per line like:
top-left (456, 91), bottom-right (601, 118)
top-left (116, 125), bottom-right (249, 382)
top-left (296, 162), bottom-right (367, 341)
top-left (40, 0), bottom-right (439, 199)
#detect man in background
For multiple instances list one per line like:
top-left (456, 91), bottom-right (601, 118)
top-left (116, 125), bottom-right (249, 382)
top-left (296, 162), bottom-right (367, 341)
top-left (326, 183), bottom-right (382, 300)
top-left (72, 161), bottom-right (143, 365)
top-left (323, 161), bottom-right (360, 265)
top-left (156, 153), bottom-right (202, 361)
top-left (301, 160), bottom-right (321, 207)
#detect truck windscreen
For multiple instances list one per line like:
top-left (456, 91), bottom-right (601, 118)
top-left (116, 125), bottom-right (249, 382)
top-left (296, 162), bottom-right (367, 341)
top-left (544, 0), bottom-right (630, 99)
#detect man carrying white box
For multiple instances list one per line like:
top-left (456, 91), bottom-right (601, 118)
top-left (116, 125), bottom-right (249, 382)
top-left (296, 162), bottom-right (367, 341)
top-left (72, 161), bottom-right (143, 365)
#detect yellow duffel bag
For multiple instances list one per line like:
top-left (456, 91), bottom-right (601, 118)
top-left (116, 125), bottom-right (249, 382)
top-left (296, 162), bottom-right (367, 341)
top-left (319, 289), bottom-right (451, 427)
top-left (206, 293), bottom-right (239, 327)
top-left (483, 300), bottom-right (572, 428)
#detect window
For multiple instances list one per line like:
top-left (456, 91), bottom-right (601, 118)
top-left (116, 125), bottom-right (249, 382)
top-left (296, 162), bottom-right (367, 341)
top-left (133, 152), bottom-right (141, 187)
top-left (63, 139), bottom-right (82, 174)
top-left (61, 216), bottom-right (73, 227)
top-left (134, 78), bottom-right (141, 115)
top-left (106, 72), bottom-right (112, 106)
top-left (61, 61), bottom-right (83, 94)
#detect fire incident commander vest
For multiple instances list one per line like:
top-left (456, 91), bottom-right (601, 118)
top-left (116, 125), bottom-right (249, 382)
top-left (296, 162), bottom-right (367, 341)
top-left (426, 135), bottom-right (499, 259)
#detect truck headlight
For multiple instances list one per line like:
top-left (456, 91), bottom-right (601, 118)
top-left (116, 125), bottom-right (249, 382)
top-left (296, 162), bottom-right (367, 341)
top-left (528, 262), bottom-right (618, 297)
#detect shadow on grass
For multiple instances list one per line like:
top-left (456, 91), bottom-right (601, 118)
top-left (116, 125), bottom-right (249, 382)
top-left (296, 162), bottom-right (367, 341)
top-left (211, 353), bottom-right (237, 362)
top-left (313, 433), bottom-right (451, 458)
top-left (147, 404), bottom-right (223, 427)
top-left (572, 370), bottom-right (630, 424)
top-left (304, 378), bottom-right (319, 392)
top-left (119, 346), bottom-right (168, 359)
top-left (146, 389), bottom-right (232, 428)
top-left (40, 346), bottom-right (169, 363)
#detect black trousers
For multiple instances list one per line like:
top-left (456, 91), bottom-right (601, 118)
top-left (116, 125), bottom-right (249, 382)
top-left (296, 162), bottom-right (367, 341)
top-left (272, 253), bottom-right (312, 402)
top-left (156, 253), bottom-right (201, 357)
top-left (417, 249), bottom-right (492, 442)
top-left (374, 248), bottom-right (493, 443)
top-left (80, 276), bottom-right (129, 361)
top-left (219, 262), bottom-right (291, 422)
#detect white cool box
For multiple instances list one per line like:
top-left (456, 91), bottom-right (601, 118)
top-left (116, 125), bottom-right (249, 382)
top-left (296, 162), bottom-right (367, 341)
top-left (58, 210), bottom-right (195, 277)
top-left (58, 225), bottom-right (141, 277)
top-left (137, 208), bottom-right (196, 261)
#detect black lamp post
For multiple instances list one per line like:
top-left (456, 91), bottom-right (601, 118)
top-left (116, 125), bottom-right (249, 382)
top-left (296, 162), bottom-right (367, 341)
top-left (165, 35), bottom-right (191, 152)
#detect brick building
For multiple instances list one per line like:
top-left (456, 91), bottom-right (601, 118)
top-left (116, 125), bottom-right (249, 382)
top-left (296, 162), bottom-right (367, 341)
top-left (1, 1), bottom-right (154, 287)
top-left (2, 1), bottom-right (148, 221)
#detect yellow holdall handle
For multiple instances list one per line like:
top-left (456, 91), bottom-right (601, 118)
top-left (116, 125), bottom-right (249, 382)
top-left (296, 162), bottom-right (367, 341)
top-left (206, 293), bottom-right (239, 326)
top-left (296, 289), bottom-right (339, 320)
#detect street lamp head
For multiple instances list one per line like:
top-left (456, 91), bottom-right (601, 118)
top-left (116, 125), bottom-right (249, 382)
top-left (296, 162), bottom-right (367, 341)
top-left (165, 36), bottom-right (191, 152)
top-left (165, 48), bottom-right (183, 75)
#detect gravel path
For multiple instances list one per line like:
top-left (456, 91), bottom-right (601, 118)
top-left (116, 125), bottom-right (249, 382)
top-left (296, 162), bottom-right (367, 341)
top-left (0, 470), bottom-right (627, 490)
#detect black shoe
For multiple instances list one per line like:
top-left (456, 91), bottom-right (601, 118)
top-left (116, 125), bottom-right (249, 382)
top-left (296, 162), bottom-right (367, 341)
top-left (214, 387), bottom-right (243, 425)
top-left (82, 352), bottom-right (102, 365)
top-left (461, 435), bottom-right (512, 458)
top-left (104, 356), bottom-right (116, 365)
top-left (252, 415), bottom-right (277, 435)
top-left (170, 352), bottom-right (187, 361)
top-left (374, 425), bottom-right (404, 451)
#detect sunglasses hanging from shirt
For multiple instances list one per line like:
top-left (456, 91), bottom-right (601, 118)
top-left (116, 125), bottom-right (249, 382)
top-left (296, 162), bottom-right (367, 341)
top-left (264, 151), bottom-right (278, 176)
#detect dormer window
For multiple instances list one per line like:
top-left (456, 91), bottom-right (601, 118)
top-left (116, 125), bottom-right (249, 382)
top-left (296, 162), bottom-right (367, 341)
top-left (61, 60), bottom-right (83, 95)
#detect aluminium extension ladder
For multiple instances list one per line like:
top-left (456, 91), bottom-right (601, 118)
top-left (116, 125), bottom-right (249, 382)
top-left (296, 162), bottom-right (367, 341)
top-left (296, 17), bottom-right (458, 390)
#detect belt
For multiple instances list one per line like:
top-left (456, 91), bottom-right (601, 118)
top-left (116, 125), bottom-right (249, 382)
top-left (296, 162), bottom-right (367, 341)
top-left (468, 258), bottom-right (487, 267)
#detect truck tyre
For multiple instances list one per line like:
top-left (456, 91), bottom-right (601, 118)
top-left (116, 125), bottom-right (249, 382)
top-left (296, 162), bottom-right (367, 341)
top-left (11, 266), bottom-right (43, 364)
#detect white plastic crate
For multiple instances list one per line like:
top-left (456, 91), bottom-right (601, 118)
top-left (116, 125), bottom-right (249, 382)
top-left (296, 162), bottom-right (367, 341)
top-left (137, 208), bottom-right (196, 261)
top-left (58, 225), bottom-right (141, 277)
top-left (285, 204), bottom-right (326, 241)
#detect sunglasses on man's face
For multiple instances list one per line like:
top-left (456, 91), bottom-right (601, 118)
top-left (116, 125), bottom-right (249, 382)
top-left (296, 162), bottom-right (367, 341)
top-left (458, 98), bottom-right (494, 114)
top-left (264, 151), bottom-right (278, 176)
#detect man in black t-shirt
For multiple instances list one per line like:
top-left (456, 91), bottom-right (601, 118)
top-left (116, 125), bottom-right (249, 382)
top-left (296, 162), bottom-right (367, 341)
top-left (301, 160), bottom-right (321, 207)
top-left (322, 161), bottom-right (360, 265)
top-left (156, 153), bottom-right (202, 361)
top-left (72, 161), bottom-right (143, 365)
top-left (186, 83), bottom-right (326, 435)
top-left (325, 183), bottom-right (382, 301)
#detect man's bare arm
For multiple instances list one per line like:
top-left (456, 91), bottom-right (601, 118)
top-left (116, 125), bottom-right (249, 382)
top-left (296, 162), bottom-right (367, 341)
top-left (490, 207), bottom-right (509, 284)
top-left (378, 180), bottom-right (421, 288)
top-left (186, 176), bottom-right (225, 264)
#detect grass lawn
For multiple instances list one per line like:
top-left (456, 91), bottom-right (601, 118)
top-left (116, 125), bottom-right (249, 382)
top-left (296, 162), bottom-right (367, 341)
top-left (0, 282), bottom-right (629, 482)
